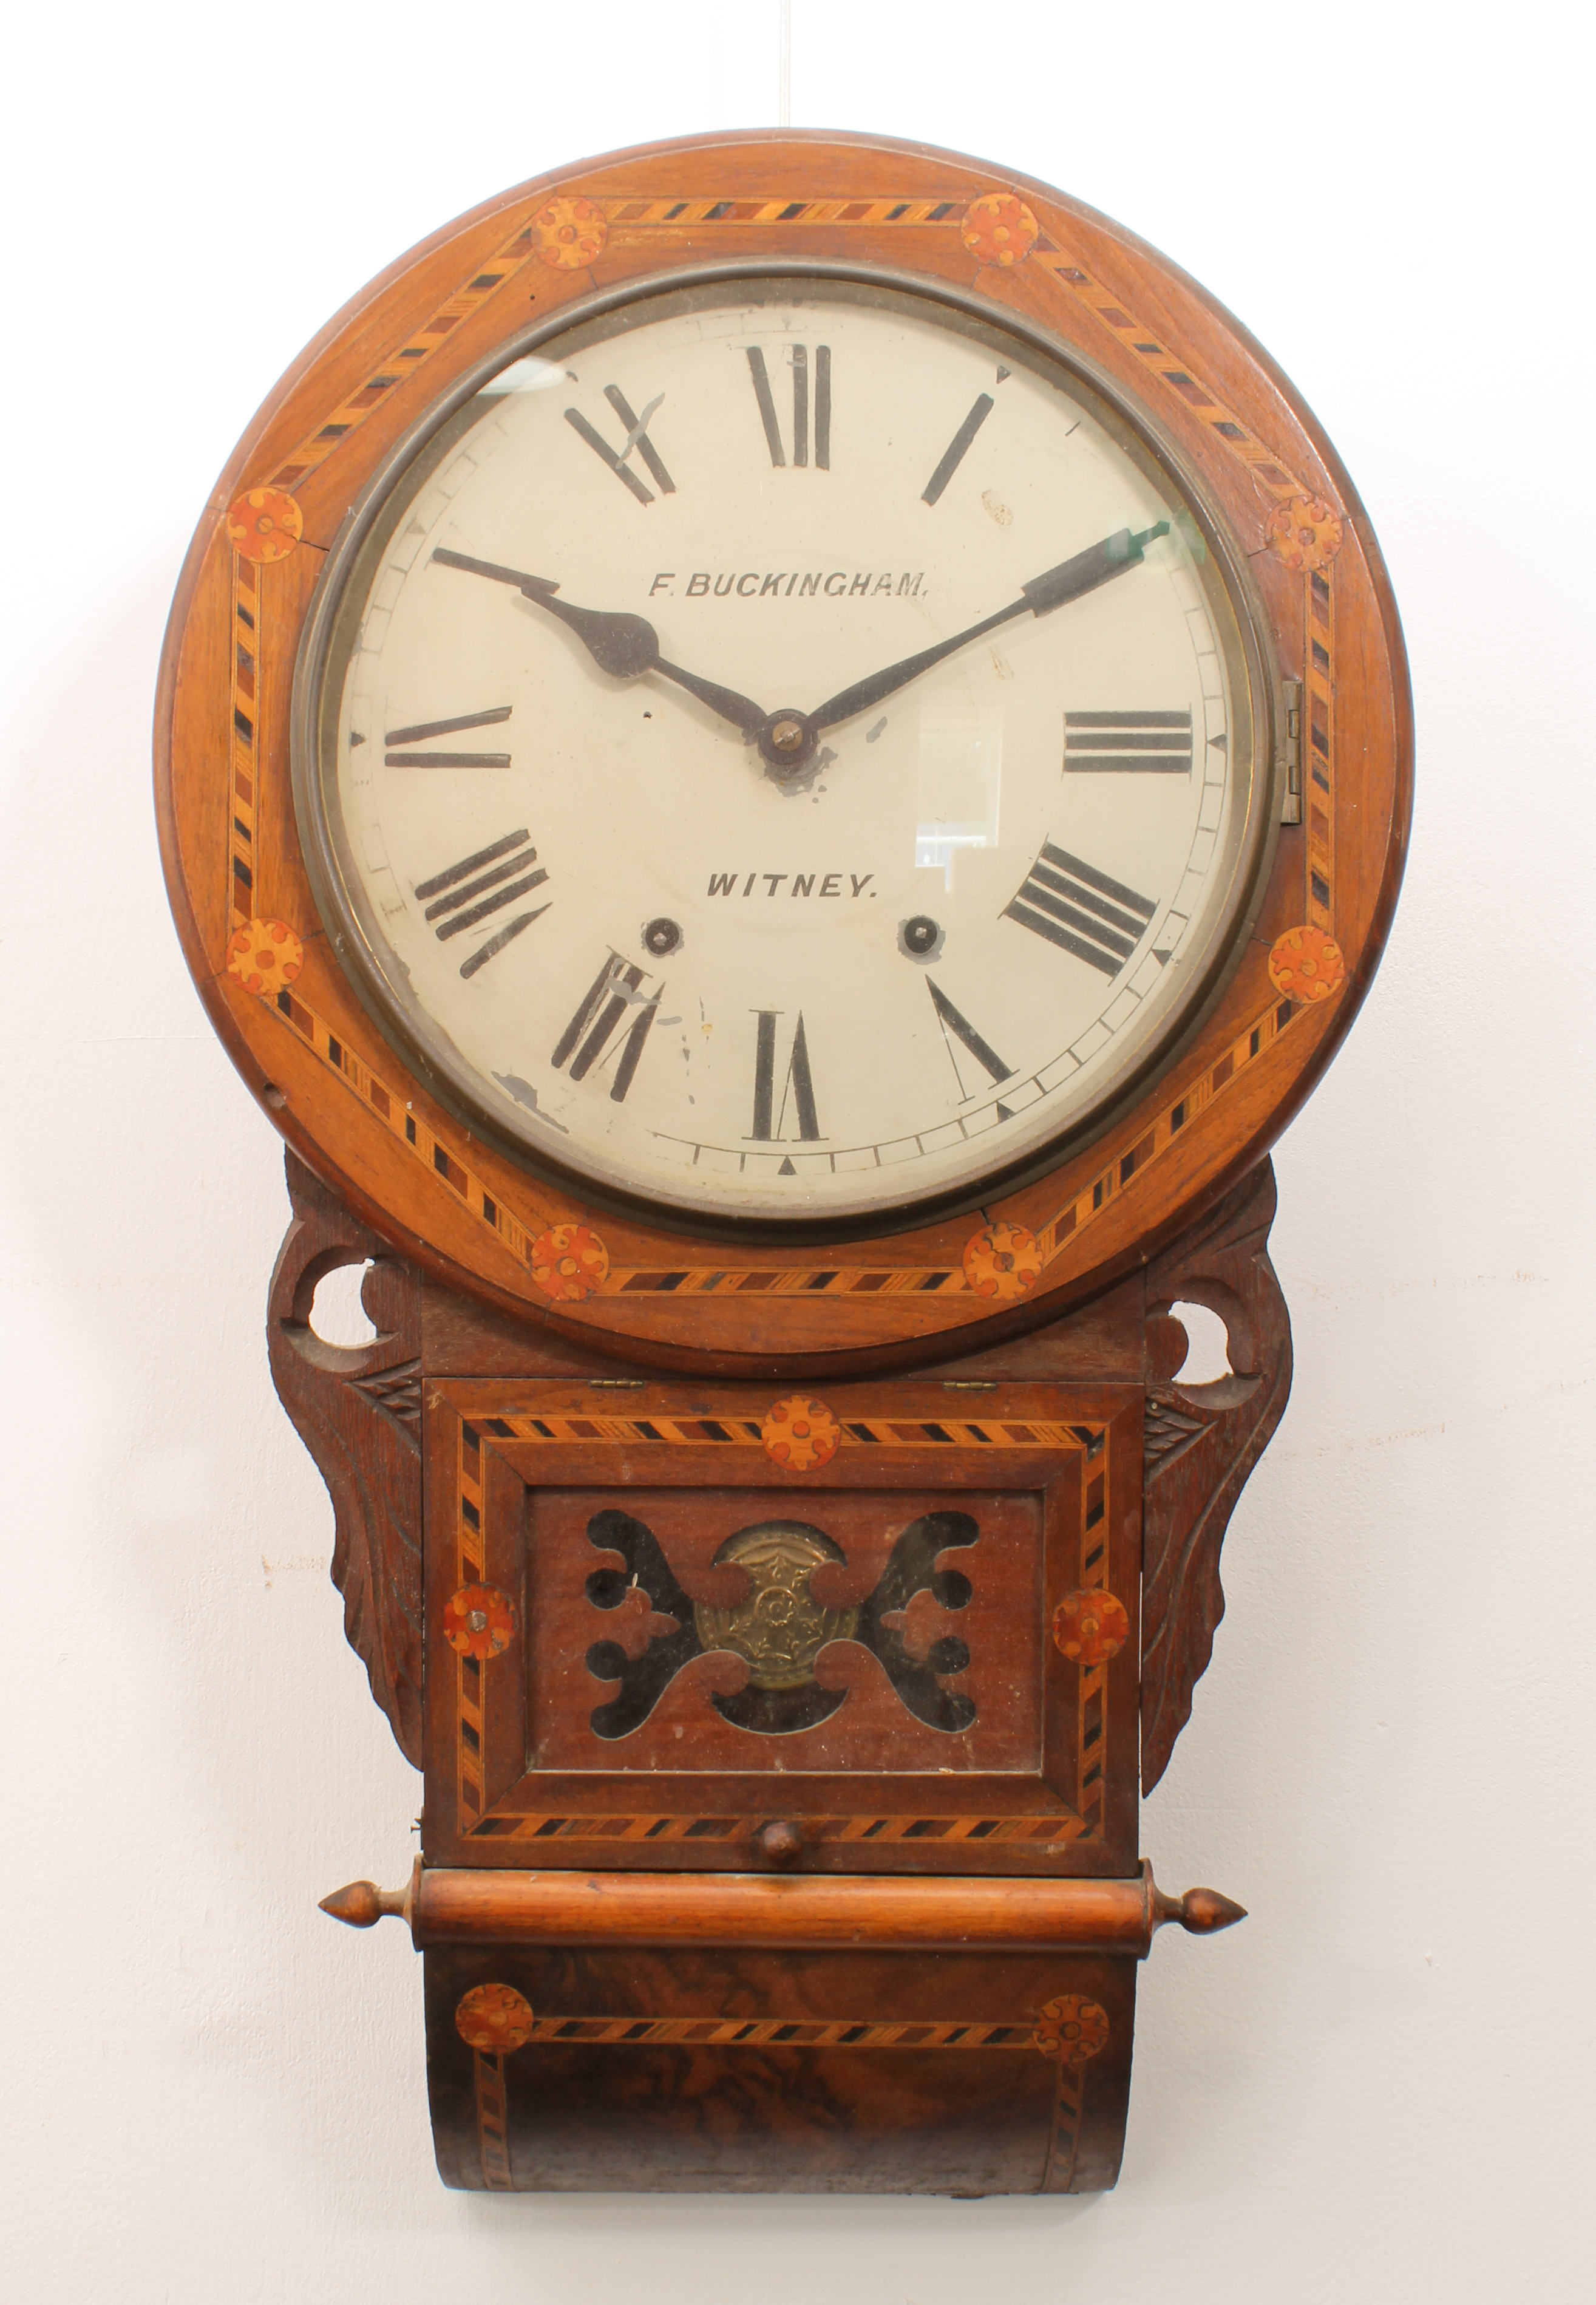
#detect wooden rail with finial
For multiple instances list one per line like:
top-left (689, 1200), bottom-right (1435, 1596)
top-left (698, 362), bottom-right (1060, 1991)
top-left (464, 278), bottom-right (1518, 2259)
top-left (322, 1859), bottom-right (1243, 1955)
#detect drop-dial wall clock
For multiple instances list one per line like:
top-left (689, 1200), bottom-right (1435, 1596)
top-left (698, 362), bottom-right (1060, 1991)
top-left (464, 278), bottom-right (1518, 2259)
top-left (158, 131), bottom-right (1410, 2194)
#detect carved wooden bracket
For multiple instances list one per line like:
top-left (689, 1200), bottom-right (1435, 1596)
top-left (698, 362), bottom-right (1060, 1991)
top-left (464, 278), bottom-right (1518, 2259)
top-left (1140, 1159), bottom-right (1293, 1793)
top-left (267, 1151), bottom-right (423, 1767)
top-left (267, 1142), bottom-right (1290, 1794)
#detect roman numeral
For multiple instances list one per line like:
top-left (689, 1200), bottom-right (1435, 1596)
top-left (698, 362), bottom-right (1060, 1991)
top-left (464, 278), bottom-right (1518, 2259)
top-left (413, 829), bottom-right (549, 979)
top-left (551, 955), bottom-right (662, 1101)
top-left (745, 345), bottom-right (830, 469)
top-left (921, 393), bottom-right (994, 505)
top-left (1005, 844), bottom-right (1156, 976)
top-left (384, 704), bottom-right (511, 768)
top-left (1064, 709), bottom-right (1193, 773)
top-left (926, 979), bottom-right (1012, 1096)
top-left (750, 1011), bottom-right (821, 1143)
top-left (564, 384), bottom-right (675, 504)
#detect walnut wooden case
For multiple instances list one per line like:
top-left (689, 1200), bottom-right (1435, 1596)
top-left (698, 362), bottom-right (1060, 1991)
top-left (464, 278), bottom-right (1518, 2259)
top-left (158, 129), bottom-right (1410, 2196)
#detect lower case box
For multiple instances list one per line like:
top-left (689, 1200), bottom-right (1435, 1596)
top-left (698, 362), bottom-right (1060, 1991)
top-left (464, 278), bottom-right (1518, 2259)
top-left (426, 1942), bottom-right (1136, 2195)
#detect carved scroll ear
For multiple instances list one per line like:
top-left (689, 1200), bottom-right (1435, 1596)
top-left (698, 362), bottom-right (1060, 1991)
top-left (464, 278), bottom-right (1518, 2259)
top-left (1140, 1160), bottom-right (1293, 1794)
top-left (266, 1152), bottom-right (423, 1766)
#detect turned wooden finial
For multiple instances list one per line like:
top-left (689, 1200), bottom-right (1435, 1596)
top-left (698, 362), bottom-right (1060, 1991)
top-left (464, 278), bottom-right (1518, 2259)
top-left (320, 1879), bottom-right (389, 1927)
top-left (1149, 1868), bottom-right (1248, 1938)
top-left (319, 1865), bottom-right (416, 1931)
top-left (1177, 1885), bottom-right (1248, 1934)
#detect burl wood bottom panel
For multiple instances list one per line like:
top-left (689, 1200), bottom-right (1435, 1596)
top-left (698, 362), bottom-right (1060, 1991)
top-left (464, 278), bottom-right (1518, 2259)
top-left (426, 1944), bottom-right (1134, 2194)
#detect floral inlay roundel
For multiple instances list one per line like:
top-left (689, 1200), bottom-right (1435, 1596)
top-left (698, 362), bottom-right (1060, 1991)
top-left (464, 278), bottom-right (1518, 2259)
top-left (760, 1395), bottom-right (841, 1472)
top-left (456, 1983), bottom-right (534, 2052)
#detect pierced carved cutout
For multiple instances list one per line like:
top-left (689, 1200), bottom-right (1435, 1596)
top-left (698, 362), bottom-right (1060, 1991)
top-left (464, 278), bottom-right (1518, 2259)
top-left (583, 1508), bottom-right (979, 1738)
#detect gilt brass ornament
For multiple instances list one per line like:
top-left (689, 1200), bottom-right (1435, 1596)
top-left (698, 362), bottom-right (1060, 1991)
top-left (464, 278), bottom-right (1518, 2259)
top-left (693, 1522), bottom-right (860, 1689)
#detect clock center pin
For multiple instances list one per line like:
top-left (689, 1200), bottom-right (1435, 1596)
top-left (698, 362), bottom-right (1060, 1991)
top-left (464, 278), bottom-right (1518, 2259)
top-left (757, 707), bottom-right (820, 778)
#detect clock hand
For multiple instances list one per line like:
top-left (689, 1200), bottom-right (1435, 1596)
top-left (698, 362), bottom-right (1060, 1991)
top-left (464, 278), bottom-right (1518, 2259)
top-left (648, 655), bottom-right (771, 739)
top-left (806, 523), bottom-right (1172, 736)
top-left (431, 548), bottom-right (769, 737)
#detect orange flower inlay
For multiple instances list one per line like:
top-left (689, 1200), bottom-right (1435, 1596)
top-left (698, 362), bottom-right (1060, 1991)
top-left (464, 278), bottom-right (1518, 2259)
top-left (1034, 1994), bottom-right (1110, 2063)
top-left (444, 1582), bottom-right (515, 1660)
top-left (533, 195), bottom-right (608, 270)
top-left (1265, 494), bottom-right (1343, 572)
top-left (761, 1395), bottom-right (841, 1472)
top-left (1268, 924), bottom-right (1346, 1004)
top-left (1051, 1588), bottom-right (1130, 1666)
top-left (456, 1983), bottom-right (534, 2053)
top-left (227, 485), bottom-right (303, 563)
top-left (529, 1223), bottom-right (610, 1301)
top-left (225, 917), bottom-right (304, 997)
top-left (960, 191), bottom-right (1039, 267)
top-left (962, 1221), bottom-right (1043, 1300)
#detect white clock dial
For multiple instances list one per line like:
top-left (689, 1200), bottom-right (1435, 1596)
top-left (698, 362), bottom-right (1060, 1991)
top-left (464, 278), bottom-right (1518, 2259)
top-left (301, 279), bottom-right (1271, 1225)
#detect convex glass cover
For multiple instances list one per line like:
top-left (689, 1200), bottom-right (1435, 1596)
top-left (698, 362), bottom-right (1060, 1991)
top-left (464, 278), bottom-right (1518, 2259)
top-left (296, 277), bottom-right (1276, 1226)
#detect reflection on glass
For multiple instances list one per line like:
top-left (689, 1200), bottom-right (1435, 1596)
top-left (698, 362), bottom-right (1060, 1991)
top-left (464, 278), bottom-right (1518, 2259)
top-left (915, 708), bottom-right (1003, 887)
top-left (481, 355), bottom-right (574, 396)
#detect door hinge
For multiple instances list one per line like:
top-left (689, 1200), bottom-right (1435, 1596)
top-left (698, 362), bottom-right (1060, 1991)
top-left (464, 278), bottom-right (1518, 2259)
top-left (1280, 678), bottom-right (1303, 824)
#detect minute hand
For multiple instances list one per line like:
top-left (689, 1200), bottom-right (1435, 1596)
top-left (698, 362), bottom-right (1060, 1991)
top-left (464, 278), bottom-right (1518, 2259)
top-left (807, 522), bottom-right (1170, 734)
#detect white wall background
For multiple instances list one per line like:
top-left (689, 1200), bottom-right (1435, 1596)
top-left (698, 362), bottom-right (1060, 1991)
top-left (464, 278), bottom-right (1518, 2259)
top-left (3, 3), bottom-right (1591, 2294)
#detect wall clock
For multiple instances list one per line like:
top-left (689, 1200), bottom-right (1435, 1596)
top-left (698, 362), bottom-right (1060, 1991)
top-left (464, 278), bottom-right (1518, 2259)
top-left (157, 129), bottom-right (1410, 2194)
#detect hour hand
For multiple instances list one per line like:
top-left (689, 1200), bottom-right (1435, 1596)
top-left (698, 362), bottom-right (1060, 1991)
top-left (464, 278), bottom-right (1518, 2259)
top-left (432, 548), bottom-right (769, 737)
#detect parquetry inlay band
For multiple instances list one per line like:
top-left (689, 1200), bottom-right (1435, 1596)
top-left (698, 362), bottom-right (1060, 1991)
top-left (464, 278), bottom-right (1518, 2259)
top-left (219, 178), bottom-right (1340, 1302)
top-left (243, 959), bottom-right (1306, 1300)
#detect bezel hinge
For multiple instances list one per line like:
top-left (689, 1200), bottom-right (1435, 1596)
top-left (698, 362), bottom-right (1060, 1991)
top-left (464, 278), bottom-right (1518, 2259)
top-left (1279, 678), bottom-right (1303, 824)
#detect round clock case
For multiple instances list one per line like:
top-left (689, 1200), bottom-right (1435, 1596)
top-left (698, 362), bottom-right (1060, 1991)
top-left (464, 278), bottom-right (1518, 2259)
top-left (156, 130), bottom-right (1411, 1377)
